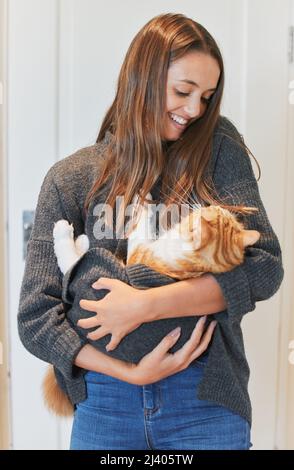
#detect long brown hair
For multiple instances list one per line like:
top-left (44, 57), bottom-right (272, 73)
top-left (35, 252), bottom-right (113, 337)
top-left (84, 13), bottom-right (260, 234)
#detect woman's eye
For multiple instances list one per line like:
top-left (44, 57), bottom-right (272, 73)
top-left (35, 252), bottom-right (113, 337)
top-left (175, 90), bottom-right (190, 96)
top-left (175, 91), bottom-right (213, 104)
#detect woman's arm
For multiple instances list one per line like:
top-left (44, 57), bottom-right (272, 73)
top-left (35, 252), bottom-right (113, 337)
top-left (18, 164), bottom-right (88, 382)
top-left (18, 162), bottom-right (214, 388)
top-left (141, 273), bottom-right (226, 322)
top-left (207, 124), bottom-right (284, 320)
top-left (125, 120), bottom-right (284, 323)
top-left (75, 317), bottom-right (216, 386)
top-left (74, 344), bottom-right (136, 381)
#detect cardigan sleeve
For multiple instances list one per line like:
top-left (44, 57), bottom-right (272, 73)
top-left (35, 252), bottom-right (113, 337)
top-left (210, 124), bottom-right (284, 319)
top-left (17, 166), bottom-right (88, 380)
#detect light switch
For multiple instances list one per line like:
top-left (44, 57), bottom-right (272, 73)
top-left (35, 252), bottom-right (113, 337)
top-left (23, 210), bottom-right (35, 260)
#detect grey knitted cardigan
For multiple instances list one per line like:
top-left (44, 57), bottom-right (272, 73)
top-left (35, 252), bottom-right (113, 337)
top-left (17, 116), bottom-right (284, 425)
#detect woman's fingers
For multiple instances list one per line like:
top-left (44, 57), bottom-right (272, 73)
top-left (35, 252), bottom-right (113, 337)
top-left (147, 317), bottom-right (211, 362)
top-left (189, 321), bottom-right (217, 362)
top-left (87, 326), bottom-right (108, 341)
top-left (134, 321), bottom-right (217, 385)
top-left (79, 299), bottom-right (99, 312)
top-left (173, 317), bottom-right (217, 364)
top-left (188, 316), bottom-right (208, 345)
top-left (77, 316), bottom-right (100, 328)
top-left (105, 335), bottom-right (122, 352)
top-left (174, 316), bottom-right (207, 357)
top-left (148, 326), bottom-right (182, 357)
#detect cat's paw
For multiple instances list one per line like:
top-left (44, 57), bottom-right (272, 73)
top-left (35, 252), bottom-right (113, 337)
top-left (53, 220), bottom-right (74, 241)
top-left (75, 234), bottom-right (90, 256)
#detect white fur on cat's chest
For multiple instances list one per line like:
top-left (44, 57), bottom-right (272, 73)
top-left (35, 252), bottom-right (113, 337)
top-left (126, 193), bottom-right (199, 266)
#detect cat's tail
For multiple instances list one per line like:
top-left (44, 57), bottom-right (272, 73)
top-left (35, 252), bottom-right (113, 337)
top-left (42, 366), bottom-right (74, 417)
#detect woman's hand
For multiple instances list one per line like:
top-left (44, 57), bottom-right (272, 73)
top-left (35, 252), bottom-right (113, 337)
top-left (75, 316), bottom-right (216, 386)
top-left (78, 277), bottom-right (149, 351)
top-left (128, 316), bottom-right (217, 386)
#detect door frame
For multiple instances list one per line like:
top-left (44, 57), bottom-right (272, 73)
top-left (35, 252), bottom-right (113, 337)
top-left (0, 0), bottom-right (11, 450)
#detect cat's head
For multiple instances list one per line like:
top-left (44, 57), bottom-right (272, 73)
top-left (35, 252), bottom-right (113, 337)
top-left (180, 205), bottom-right (260, 273)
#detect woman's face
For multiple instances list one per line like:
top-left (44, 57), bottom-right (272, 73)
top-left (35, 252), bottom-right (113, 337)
top-left (162, 51), bottom-right (221, 141)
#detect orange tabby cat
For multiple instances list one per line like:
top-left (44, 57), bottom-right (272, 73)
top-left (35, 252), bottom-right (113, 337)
top-left (126, 200), bottom-right (260, 279)
top-left (43, 193), bottom-right (260, 416)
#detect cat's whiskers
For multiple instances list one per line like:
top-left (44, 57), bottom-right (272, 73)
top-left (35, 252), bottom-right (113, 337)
top-left (160, 184), bottom-right (189, 208)
top-left (190, 195), bottom-right (203, 212)
top-left (157, 182), bottom-right (204, 243)
top-left (173, 178), bottom-right (192, 203)
top-left (174, 179), bottom-right (203, 214)
top-left (160, 180), bottom-right (193, 210)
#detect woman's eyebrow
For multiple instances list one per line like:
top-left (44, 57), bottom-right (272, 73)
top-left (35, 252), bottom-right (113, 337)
top-left (178, 79), bottom-right (216, 91)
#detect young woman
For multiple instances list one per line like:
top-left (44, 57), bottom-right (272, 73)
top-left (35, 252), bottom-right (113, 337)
top-left (18, 13), bottom-right (284, 450)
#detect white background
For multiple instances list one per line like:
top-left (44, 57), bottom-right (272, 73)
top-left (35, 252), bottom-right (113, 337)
top-left (5, 0), bottom-right (294, 449)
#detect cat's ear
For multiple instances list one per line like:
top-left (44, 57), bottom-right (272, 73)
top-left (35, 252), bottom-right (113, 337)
top-left (191, 215), bottom-right (212, 250)
top-left (241, 229), bottom-right (260, 247)
top-left (200, 206), bottom-right (218, 222)
top-left (146, 192), bottom-right (153, 202)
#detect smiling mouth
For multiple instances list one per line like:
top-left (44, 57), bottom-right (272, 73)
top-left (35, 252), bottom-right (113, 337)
top-left (168, 112), bottom-right (190, 130)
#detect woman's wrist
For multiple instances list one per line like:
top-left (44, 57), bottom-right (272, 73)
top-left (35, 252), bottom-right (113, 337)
top-left (74, 344), bottom-right (138, 384)
top-left (139, 287), bottom-right (166, 322)
top-left (137, 275), bottom-right (227, 322)
top-left (135, 288), bottom-right (161, 322)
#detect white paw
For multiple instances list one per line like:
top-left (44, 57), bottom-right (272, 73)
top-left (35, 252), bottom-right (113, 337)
top-left (75, 234), bottom-right (90, 256)
top-left (53, 220), bottom-right (74, 241)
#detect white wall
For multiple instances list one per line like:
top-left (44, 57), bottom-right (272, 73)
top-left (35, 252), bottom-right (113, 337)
top-left (242, 0), bottom-right (290, 449)
top-left (7, 0), bottom-right (292, 449)
top-left (275, 0), bottom-right (294, 451)
top-left (8, 0), bottom-right (61, 450)
top-left (0, 0), bottom-right (10, 451)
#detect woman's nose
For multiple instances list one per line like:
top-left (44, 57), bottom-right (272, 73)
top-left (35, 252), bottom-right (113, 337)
top-left (184, 98), bottom-right (201, 119)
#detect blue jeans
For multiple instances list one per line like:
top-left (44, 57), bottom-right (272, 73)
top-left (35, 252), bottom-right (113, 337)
top-left (70, 354), bottom-right (252, 450)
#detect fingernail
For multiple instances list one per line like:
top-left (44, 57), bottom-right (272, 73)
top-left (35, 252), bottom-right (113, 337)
top-left (211, 321), bottom-right (217, 327)
top-left (168, 327), bottom-right (181, 337)
top-left (200, 316), bottom-right (207, 324)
